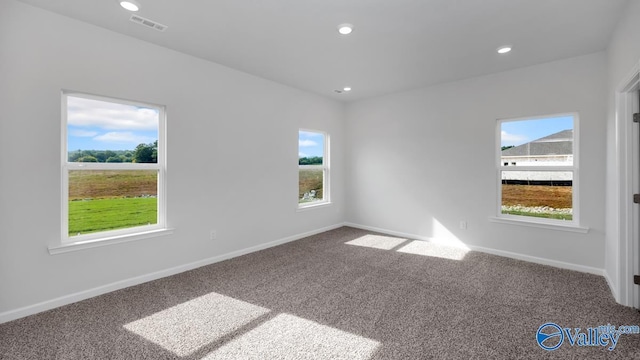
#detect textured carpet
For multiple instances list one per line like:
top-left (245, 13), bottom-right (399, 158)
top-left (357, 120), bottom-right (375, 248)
top-left (1, 226), bottom-right (639, 359)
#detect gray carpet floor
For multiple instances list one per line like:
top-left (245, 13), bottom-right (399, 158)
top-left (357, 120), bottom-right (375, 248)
top-left (1, 226), bottom-right (639, 359)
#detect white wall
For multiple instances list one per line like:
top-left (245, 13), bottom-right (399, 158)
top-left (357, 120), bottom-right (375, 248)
top-left (0, 0), bottom-right (344, 319)
top-left (604, 0), bottom-right (640, 304)
top-left (345, 53), bottom-right (607, 270)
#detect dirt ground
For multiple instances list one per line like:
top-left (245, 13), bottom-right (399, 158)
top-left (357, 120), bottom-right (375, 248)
top-left (69, 170), bottom-right (157, 200)
top-left (502, 184), bottom-right (572, 208)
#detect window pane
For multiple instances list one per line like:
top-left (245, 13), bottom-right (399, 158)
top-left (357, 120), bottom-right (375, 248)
top-left (501, 116), bottom-right (573, 166)
top-left (299, 130), bottom-right (326, 205)
top-left (68, 170), bottom-right (158, 236)
top-left (501, 171), bottom-right (572, 220)
top-left (67, 96), bottom-right (159, 163)
top-left (298, 131), bottom-right (324, 165)
top-left (299, 168), bottom-right (324, 204)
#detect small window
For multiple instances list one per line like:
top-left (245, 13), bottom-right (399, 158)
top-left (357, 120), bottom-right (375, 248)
top-left (298, 130), bottom-right (329, 207)
top-left (498, 114), bottom-right (577, 224)
top-left (62, 92), bottom-right (166, 243)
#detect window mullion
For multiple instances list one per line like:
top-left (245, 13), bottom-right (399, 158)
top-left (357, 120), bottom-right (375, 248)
top-left (499, 166), bottom-right (575, 171)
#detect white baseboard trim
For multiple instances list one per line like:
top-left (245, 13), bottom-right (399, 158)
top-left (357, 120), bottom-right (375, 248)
top-left (343, 222), bottom-right (604, 276)
top-left (603, 270), bottom-right (619, 303)
top-left (469, 245), bottom-right (603, 276)
top-left (0, 223), bottom-right (343, 325)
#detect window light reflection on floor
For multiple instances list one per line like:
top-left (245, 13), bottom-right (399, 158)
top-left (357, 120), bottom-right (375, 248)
top-left (123, 292), bottom-right (270, 356)
top-left (345, 227), bottom-right (469, 261)
top-left (202, 313), bottom-right (380, 360)
top-left (396, 240), bottom-right (468, 260)
top-left (344, 234), bottom-right (407, 250)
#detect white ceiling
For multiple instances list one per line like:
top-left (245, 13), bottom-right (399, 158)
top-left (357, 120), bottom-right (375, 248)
top-left (17, 0), bottom-right (629, 102)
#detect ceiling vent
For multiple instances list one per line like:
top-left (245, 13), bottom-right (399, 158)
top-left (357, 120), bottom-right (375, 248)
top-left (129, 14), bottom-right (167, 32)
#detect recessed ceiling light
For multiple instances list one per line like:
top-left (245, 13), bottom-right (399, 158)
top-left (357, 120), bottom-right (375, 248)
top-left (497, 46), bottom-right (512, 54)
top-left (343, 87), bottom-right (352, 92)
top-left (338, 24), bottom-right (353, 35)
top-left (120, 0), bottom-right (140, 12)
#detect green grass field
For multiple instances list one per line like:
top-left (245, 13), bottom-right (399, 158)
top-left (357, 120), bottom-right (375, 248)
top-left (68, 170), bottom-right (158, 236)
top-left (501, 209), bottom-right (572, 221)
top-left (68, 198), bottom-right (157, 236)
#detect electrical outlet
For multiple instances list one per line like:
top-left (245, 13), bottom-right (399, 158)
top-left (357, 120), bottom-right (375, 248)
top-left (459, 221), bottom-right (467, 230)
top-left (210, 230), bottom-right (217, 240)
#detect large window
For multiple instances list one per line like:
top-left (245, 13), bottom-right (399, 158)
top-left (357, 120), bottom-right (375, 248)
top-left (497, 114), bottom-right (578, 224)
top-left (61, 92), bottom-right (166, 244)
top-left (298, 130), bottom-right (329, 208)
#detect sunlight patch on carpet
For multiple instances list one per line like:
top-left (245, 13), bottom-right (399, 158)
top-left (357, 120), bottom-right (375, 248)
top-left (344, 232), bottom-right (468, 260)
top-left (202, 313), bottom-right (380, 359)
top-left (345, 234), bottom-right (407, 250)
top-left (123, 292), bottom-right (270, 356)
top-left (396, 240), bottom-right (468, 260)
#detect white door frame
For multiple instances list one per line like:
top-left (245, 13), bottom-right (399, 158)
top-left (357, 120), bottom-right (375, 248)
top-left (615, 60), bottom-right (640, 308)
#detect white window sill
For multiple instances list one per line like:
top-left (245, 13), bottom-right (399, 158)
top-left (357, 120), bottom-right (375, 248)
top-left (49, 228), bottom-right (174, 255)
top-left (297, 201), bottom-right (332, 212)
top-left (489, 216), bottom-right (589, 233)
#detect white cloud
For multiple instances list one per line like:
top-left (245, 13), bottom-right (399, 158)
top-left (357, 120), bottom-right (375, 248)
top-left (299, 139), bottom-right (317, 147)
top-left (67, 96), bottom-right (158, 131)
top-left (94, 132), bottom-right (154, 144)
top-left (299, 131), bottom-right (322, 138)
top-left (501, 131), bottom-right (528, 145)
top-left (69, 129), bottom-right (98, 137)
top-left (298, 152), bottom-right (308, 158)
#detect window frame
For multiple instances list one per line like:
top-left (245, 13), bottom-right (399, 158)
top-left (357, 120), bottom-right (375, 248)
top-left (495, 113), bottom-right (580, 227)
top-left (58, 91), bottom-right (168, 248)
top-left (298, 129), bottom-right (330, 209)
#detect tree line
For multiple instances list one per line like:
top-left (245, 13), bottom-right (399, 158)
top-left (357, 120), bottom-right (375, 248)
top-left (298, 156), bottom-right (323, 165)
top-left (69, 141), bottom-right (158, 163)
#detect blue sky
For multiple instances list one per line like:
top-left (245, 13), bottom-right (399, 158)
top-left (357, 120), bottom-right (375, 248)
top-left (299, 131), bottom-right (324, 158)
top-left (67, 96), bottom-right (158, 151)
top-left (500, 115), bottom-right (573, 147)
